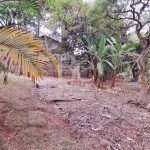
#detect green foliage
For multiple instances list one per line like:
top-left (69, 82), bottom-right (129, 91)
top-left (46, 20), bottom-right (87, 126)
top-left (90, 0), bottom-right (123, 35)
top-left (98, 35), bottom-right (106, 58)
top-left (91, 35), bottom-right (114, 76)
top-left (1, 0), bottom-right (41, 16)
top-left (45, 0), bottom-right (84, 31)
top-left (0, 0), bottom-right (41, 28)
top-left (107, 37), bottom-right (138, 70)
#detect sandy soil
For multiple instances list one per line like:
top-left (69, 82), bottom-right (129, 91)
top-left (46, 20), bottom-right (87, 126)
top-left (0, 73), bottom-right (150, 150)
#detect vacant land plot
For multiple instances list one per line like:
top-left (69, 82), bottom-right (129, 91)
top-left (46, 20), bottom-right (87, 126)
top-left (0, 73), bottom-right (150, 150)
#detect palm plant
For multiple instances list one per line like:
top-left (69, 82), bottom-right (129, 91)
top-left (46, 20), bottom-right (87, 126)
top-left (107, 37), bottom-right (138, 87)
top-left (91, 35), bottom-right (114, 88)
top-left (0, 27), bottom-right (59, 82)
top-left (81, 24), bottom-right (102, 85)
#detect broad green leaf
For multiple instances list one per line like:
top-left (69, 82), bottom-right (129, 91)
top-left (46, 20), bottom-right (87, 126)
top-left (104, 45), bottom-right (111, 54)
top-left (115, 37), bottom-right (121, 53)
top-left (97, 61), bottom-right (104, 76)
top-left (125, 52), bottom-right (140, 57)
top-left (103, 60), bottom-right (115, 70)
top-left (122, 43), bottom-right (138, 51)
top-left (107, 38), bottom-right (116, 50)
top-left (121, 61), bottom-right (133, 65)
top-left (98, 35), bottom-right (106, 58)
top-left (110, 37), bottom-right (116, 44)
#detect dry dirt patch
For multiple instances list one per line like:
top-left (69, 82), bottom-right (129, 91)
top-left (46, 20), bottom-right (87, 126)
top-left (28, 110), bottom-right (47, 127)
top-left (34, 77), bottom-right (150, 150)
top-left (0, 74), bottom-right (82, 150)
top-left (0, 73), bottom-right (150, 149)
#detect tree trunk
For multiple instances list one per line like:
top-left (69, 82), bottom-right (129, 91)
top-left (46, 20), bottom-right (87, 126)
top-left (101, 75), bottom-right (104, 88)
top-left (37, 17), bottom-right (40, 37)
top-left (97, 76), bottom-right (101, 88)
top-left (140, 59), bottom-right (147, 101)
top-left (132, 63), bottom-right (139, 81)
top-left (97, 75), bottom-right (104, 88)
top-left (136, 29), bottom-right (150, 102)
top-left (44, 35), bottom-right (48, 50)
top-left (94, 69), bottom-right (98, 84)
top-left (138, 45), bottom-right (150, 102)
top-left (111, 69), bottom-right (117, 88)
top-left (90, 56), bottom-right (97, 84)
top-left (19, 2), bottom-right (27, 30)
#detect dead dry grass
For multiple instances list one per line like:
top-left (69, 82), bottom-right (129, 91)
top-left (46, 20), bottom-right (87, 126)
top-left (0, 73), bottom-right (82, 150)
top-left (0, 73), bottom-right (150, 150)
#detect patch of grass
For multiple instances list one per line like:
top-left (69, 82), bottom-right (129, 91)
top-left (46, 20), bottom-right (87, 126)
top-left (0, 73), bottom-right (31, 88)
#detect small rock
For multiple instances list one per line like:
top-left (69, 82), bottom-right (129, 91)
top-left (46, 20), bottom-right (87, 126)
top-left (100, 141), bottom-right (108, 148)
top-left (36, 83), bottom-right (39, 88)
top-left (49, 85), bottom-right (56, 88)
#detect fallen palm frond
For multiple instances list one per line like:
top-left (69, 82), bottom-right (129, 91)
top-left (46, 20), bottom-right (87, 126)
top-left (0, 27), bottom-right (59, 81)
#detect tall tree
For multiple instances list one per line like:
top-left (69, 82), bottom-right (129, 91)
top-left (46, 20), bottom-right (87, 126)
top-left (106, 0), bottom-right (150, 102)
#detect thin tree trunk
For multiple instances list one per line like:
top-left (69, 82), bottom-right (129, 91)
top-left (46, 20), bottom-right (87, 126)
top-left (111, 69), bottom-right (117, 88)
top-left (136, 30), bottom-right (149, 102)
top-left (44, 35), bottom-right (48, 50)
top-left (19, 2), bottom-right (27, 30)
top-left (94, 69), bottom-right (98, 84)
top-left (101, 75), bottom-right (104, 88)
top-left (139, 46), bottom-right (150, 102)
top-left (59, 54), bottom-right (62, 77)
top-left (140, 59), bottom-right (147, 101)
top-left (97, 76), bottom-right (101, 88)
top-left (37, 17), bottom-right (40, 37)
top-left (90, 56), bottom-right (97, 84)
top-left (97, 75), bottom-right (104, 88)
top-left (77, 63), bottom-right (81, 86)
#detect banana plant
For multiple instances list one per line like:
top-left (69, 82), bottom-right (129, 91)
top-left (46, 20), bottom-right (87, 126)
top-left (107, 37), bottom-right (138, 87)
top-left (91, 35), bottom-right (115, 88)
top-left (0, 27), bottom-right (59, 82)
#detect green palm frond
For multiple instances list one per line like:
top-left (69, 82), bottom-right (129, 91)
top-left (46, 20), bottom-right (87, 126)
top-left (0, 27), bottom-right (59, 81)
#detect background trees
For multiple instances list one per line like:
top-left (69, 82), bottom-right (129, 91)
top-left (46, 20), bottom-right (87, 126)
top-left (0, 0), bottom-right (42, 30)
top-left (105, 0), bottom-right (150, 101)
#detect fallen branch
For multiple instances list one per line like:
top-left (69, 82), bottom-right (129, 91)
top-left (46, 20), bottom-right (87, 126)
top-left (47, 98), bottom-right (82, 103)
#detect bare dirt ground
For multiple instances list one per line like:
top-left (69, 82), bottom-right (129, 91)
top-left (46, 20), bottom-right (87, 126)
top-left (0, 73), bottom-right (150, 150)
